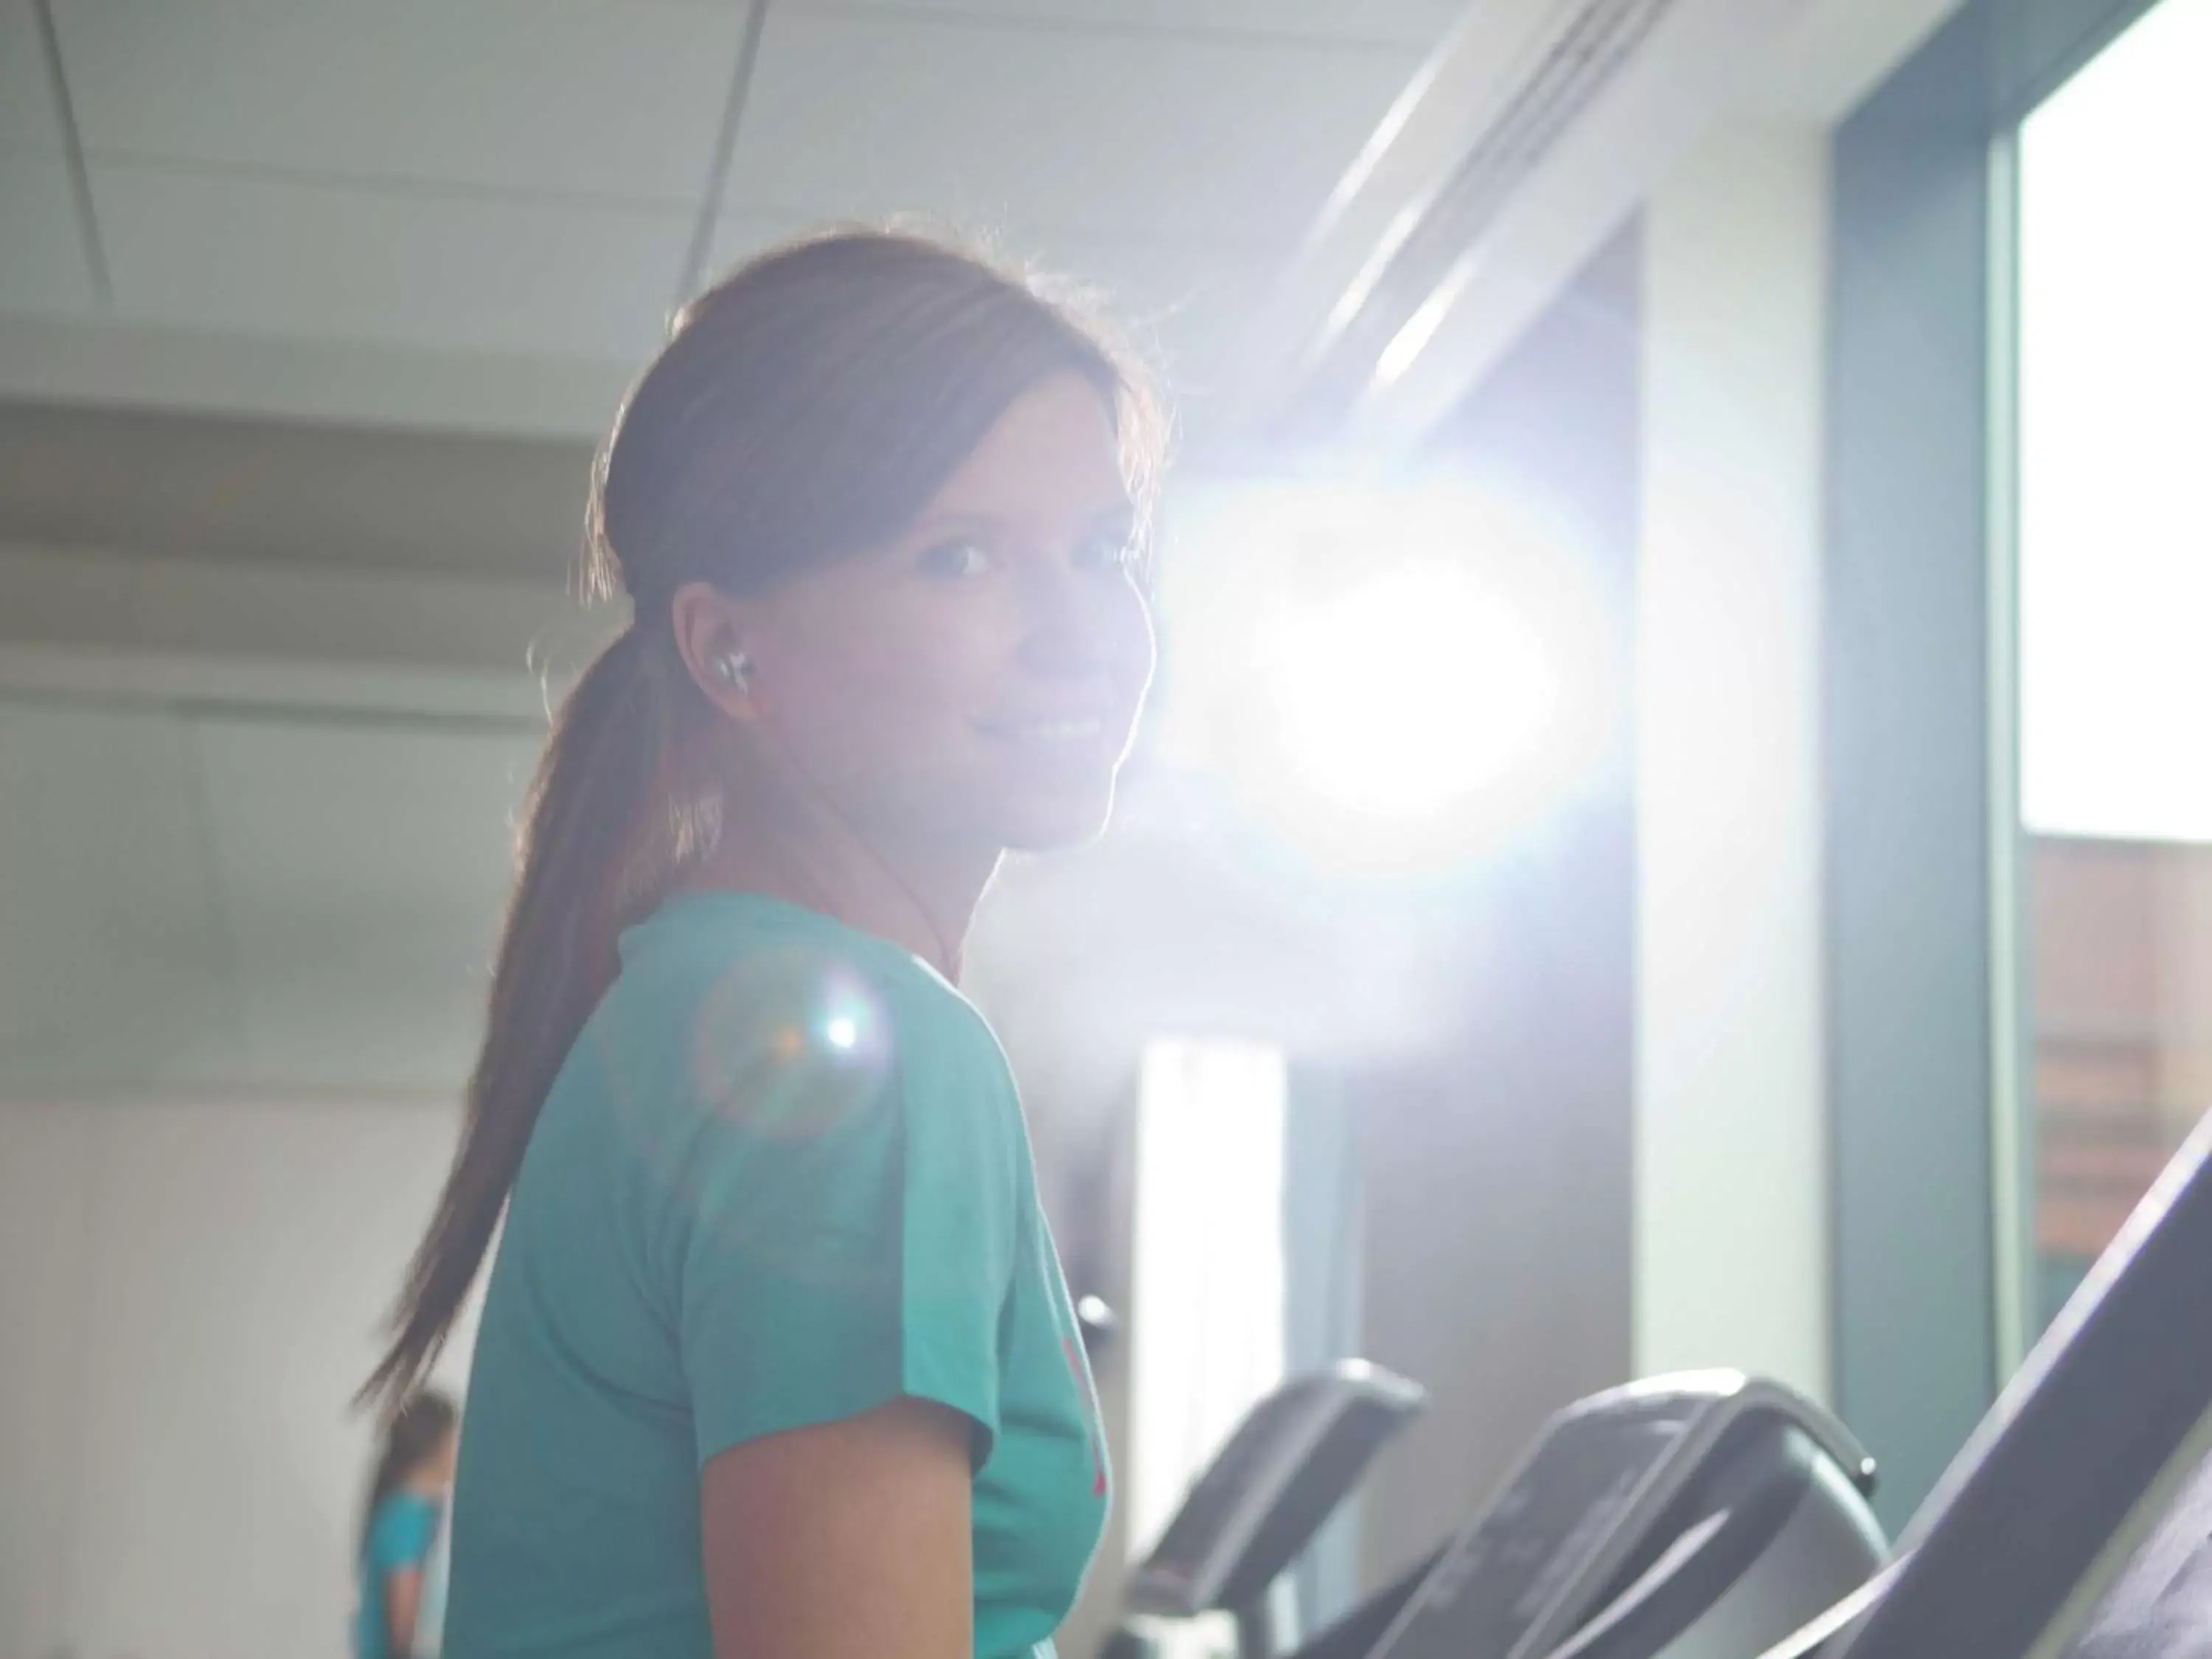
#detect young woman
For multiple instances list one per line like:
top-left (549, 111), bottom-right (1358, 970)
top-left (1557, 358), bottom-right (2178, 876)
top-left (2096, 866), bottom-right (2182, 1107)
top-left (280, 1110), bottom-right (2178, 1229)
top-left (363, 229), bottom-right (1163, 1659)
top-left (355, 1390), bottom-right (459, 1659)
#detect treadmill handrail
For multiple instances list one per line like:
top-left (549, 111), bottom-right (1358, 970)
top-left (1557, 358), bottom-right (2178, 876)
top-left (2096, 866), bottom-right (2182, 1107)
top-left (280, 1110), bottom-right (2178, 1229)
top-left (1828, 1110), bottom-right (2212, 1659)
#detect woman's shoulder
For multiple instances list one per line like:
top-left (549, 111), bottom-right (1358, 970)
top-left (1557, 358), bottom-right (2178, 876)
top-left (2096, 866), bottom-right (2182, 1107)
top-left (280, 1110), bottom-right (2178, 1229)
top-left (619, 891), bottom-right (999, 1045)
top-left (597, 894), bottom-right (1029, 1239)
top-left (373, 1488), bottom-right (439, 1523)
top-left (366, 1490), bottom-right (440, 1564)
top-left (603, 890), bottom-right (1018, 1121)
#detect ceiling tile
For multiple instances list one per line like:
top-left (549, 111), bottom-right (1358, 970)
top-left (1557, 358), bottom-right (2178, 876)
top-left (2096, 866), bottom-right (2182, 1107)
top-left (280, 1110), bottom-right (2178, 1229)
top-left (95, 162), bottom-right (689, 361)
top-left (780, 0), bottom-right (1465, 50)
top-left (0, 0), bottom-right (66, 156)
top-left (724, 10), bottom-right (1422, 245)
top-left (695, 209), bottom-right (809, 291)
top-left (0, 159), bottom-right (98, 315)
top-left (0, 699), bottom-right (244, 1093)
top-left (53, 0), bottom-right (745, 204)
top-left (1030, 232), bottom-right (1274, 403)
top-left (190, 717), bottom-right (536, 1093)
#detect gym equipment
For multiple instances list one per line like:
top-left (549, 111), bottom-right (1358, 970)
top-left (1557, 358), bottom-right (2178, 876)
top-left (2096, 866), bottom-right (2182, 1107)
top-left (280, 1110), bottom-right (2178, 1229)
top-left (1296, 1374), bottom-right (1885, 1659)
top-left (1766, 1108), bottom-right (2212, 1658)
top-left (1122, 1106), bottom-right (2212, 1659)
top-left (1119, 1366), bottom-right (1884, 1659)
top-left (1121, 1360), bottom-right (1428, 1659)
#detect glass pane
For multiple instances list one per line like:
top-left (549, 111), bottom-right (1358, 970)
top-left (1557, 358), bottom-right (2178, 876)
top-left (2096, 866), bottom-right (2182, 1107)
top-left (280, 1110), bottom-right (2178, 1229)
top-left (2017, 0), bottom-right (2212, 1336)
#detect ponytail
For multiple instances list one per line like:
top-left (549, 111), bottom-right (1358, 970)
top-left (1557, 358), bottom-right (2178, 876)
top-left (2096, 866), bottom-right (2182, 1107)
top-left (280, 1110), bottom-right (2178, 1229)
top-left (360, 622), bottom-right (709, 1410)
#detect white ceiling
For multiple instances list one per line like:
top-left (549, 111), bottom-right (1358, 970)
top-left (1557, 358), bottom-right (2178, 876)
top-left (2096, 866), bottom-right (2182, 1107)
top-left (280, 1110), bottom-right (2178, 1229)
top-left (0, 0), bottom-right (1455, 444)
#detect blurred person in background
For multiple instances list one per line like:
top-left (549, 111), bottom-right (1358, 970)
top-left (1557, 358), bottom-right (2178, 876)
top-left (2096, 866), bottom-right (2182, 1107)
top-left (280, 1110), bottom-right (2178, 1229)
top-left (363, 227), bottom-right (1162, 1659)
top-left (355, 1390), bottom-right (459, 1659)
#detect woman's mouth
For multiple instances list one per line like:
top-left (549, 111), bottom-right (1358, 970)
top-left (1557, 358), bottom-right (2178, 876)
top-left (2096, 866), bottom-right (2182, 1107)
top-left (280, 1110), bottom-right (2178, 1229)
top-left (975, 714), bottom-right (1111, 748)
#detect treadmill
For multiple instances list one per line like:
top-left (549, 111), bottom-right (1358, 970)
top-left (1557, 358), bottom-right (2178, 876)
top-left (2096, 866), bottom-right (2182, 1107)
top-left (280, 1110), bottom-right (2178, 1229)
top-left (1769, 1106), bottom-right (2212, 1658)
top-left (1124, 1102), bottom-right (2212, 1659)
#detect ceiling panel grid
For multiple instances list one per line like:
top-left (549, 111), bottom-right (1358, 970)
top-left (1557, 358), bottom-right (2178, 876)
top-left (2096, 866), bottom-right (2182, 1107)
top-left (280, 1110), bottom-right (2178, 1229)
top-left (0, 0), bottom-right (98, 313)
top-left (0, 0), bottom-right (1442, 437)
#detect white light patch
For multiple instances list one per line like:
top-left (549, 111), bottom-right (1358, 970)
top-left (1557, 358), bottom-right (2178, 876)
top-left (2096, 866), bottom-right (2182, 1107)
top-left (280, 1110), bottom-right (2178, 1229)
top-left (1253, 558), bottom-right (1562, 821)
top-left (1151, 477), bottom-right (1614, 873)
top-left (2019, 0), bottom-right (2212, 841)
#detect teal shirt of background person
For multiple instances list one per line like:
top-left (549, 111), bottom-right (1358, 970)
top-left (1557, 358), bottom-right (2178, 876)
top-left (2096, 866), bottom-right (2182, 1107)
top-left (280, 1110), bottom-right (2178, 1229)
top-left (357, 1490), bottom-right (442, 1659)
top-left (447, 891), bottom-right (1111, 1659)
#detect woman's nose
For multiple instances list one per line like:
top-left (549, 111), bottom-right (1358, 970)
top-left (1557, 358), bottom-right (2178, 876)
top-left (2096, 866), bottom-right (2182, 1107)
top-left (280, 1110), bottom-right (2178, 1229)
top-left (1018, 568), bottom-right (1144, 681)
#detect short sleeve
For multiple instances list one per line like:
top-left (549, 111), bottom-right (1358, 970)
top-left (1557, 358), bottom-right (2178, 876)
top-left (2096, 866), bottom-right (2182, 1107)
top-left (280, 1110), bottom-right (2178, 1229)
top-left (368, 1495), bottom-right (439, 1575)
top-left (672, 992), bottom-right (1022, 1470)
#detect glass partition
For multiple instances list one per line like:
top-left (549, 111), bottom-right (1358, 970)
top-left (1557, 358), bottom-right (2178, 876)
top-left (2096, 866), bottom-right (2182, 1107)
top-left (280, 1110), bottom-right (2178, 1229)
top-left (2014, 0), bottom-right (2212, 1333)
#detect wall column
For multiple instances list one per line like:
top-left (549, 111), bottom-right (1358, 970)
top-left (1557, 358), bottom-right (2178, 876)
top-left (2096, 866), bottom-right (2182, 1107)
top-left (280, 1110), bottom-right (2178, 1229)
top-left (1635, 122), bottom-right (1834, 1402)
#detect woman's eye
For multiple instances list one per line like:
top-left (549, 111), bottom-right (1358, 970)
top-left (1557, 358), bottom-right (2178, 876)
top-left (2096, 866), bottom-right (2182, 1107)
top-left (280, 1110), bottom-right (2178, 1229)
top-left (917, 540), bottom-right (992, 580)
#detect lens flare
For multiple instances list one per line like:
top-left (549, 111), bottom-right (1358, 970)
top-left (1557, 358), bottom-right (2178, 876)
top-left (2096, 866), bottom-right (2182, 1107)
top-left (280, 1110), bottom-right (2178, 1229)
top-left (1153, 477), bottom-right (1613, 872)
top-left (1251, 557), bottom-right (1561, 821)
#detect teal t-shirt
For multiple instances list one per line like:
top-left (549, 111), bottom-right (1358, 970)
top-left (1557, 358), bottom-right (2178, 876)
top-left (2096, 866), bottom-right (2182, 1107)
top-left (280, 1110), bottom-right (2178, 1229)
top-left (447, 891), bottom-right (1110, 1659)
top-left (357, 1490), bottom-right (442, 1658)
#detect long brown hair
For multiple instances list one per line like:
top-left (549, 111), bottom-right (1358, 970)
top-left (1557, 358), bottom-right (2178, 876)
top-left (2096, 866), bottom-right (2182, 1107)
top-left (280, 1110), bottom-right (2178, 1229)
top-left (363, 228), bottom-right (1164, 1409)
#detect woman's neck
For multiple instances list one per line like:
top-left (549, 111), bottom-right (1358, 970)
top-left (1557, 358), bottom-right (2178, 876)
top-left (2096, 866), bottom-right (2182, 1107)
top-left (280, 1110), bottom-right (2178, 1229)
top-left (695, 806), bottom-right (998, 980)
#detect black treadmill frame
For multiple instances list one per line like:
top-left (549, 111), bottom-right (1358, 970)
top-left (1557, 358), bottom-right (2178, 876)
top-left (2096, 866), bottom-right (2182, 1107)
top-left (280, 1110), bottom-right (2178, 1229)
top-left (1824, 1116), bottom-right (2212, 1657)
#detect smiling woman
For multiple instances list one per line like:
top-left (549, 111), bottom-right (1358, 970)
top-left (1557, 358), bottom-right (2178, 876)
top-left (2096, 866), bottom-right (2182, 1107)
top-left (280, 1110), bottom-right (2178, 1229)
top-left (678, 368), bottom-right (1156, 878)
top-left (358, 227), bottom-right (1166, 1659)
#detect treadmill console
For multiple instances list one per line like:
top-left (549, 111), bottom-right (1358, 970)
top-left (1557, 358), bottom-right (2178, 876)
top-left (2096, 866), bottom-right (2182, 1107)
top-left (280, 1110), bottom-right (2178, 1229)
top-left (1127, 1360), bottom-right (1427, 1623)
top-left (1394, 1386), bottom-right (1705, 1658)
top-left (1301, 1372), bottom-right (1885, 1659)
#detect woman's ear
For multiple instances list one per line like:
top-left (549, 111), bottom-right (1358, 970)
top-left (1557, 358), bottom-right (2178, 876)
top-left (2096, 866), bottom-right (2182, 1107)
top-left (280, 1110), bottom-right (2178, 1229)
top-left (669, 581), bottom-right (759, 720)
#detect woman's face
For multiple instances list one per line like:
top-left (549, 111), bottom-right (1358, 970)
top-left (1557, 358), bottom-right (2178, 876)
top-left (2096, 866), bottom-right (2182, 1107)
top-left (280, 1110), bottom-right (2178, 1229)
top-left (737, 371), bottom-right (1155, 858)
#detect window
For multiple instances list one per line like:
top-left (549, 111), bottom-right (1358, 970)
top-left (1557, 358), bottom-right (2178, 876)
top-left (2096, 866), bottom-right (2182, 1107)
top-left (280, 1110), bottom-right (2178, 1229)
top-left (2014, 0), bottom-right (2212, 1332)
top-left (1127, 1037), bottom-right (1288, 1646)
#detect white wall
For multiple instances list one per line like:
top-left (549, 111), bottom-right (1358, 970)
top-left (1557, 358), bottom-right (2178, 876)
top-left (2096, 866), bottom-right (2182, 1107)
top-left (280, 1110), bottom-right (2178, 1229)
top-left (0, 676), bottom-right (511, 1659)
top-left (0, 1097), bottom-right (468, 1659)
top-left (1633, 122), bottom-right (1832, 1398)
